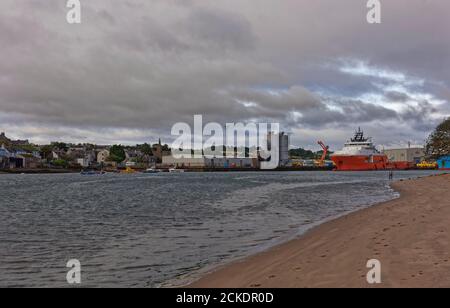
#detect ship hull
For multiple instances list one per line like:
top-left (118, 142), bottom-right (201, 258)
top-left (331, 155), bottom-right (387, 171)
top-left (331, 155), bottom-right (415, 171)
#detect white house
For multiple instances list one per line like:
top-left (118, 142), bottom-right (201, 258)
top-left (77, 158), bottom-right (90, 168)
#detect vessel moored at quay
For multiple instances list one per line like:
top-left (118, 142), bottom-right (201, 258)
top-left (331, 128), bottom-right (413, 171)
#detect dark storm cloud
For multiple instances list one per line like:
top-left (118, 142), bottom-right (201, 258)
top-left (384, 91), bottom-right (412, 103)
top-left (184, 6), bottom-right (257, 51)
top-left (0, 0), bottom-right (449, 146)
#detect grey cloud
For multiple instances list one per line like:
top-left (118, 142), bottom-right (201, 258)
top-left (183, 6), bottom-right (257, 51)
top-left (0, 0), bottom-right (449, 146)
top-left (97, 10), bottom-right (116, 26)
top-left (384, 91), bottom-right (411, 103)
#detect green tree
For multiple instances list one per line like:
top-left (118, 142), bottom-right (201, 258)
top-left (138, 143), bottom-right (153, 156)
top-left (162, 144), bottom-right (170, 151)
top-left (51, 142), bottom-right (68, 151)
top-left (108, 145), bottom-right (126, 163)
top-left (316, 149), bottom-right (334, 160)
top-left (426, 118), bottom-right (450, 158)
top-left (13, 144), bottom-right (38, 153)
top-left (52, 159), bottom-right (68, 168)
top-left (289, 148), bottom-right (317, 159)
top-left (40, 145), bottom-right (53, 160)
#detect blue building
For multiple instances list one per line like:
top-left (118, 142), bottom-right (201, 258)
top-left (437, 156), bottom-right (450, 170)
top-left (0, 145), bottom-right (12, 169)
top-left (0, 144), bottom-right (24, 169)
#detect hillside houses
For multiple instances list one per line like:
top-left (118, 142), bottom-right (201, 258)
top-left (0, 132), bottom-right (165, 171)
top-left (0, 144), bottom-right (41, 169)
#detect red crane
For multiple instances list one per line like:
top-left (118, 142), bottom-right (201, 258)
top-left (317, 140), bottom-right (329, 166)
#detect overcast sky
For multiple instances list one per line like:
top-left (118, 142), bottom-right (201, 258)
top-left (1, 0), bottom-right (449, 150)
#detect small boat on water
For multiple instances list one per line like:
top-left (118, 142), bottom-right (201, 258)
top-left (80, 170), bottom-right (106, 176)
top-left (169, 168), bottom-right (185, 173)
top-left (121, 167), bottom-right (136, 174)
top-left (143, 168), bottom-right (162, 174)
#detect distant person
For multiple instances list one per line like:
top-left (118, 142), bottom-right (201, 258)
top-left (389, 170), bottom-right (394, 181)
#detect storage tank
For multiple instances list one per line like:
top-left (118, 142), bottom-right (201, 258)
top-left (279, 132), bottom-right (289, 166)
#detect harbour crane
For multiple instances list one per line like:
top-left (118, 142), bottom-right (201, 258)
top-left (317, 140), bottom-right (329, 166)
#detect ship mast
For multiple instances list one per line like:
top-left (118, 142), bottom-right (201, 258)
top-left (351, 127), bottom-right (368, 143)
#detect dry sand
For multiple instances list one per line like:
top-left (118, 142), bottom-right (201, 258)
top-left (190, 173), bottom-right (450, 288)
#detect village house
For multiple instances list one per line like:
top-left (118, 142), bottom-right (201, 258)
top-left (124, 148), bottom-right (157, 168)
top-left (0, 144), bottom-right (13, 169)
top-left (17, 153), bottom-right (42, 169)
top-left (63, 146), bottom-right (98, 168)
top-left (51, 149), bottom-right (67, 160)
top-left (0, 133), bottom-right (42, 169)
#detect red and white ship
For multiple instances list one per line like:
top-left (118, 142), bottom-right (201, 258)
top-left (331, 129), bottom-right (390, 171)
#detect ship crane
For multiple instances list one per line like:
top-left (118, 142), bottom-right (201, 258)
top-left (317, 140), bottom-right (329, 166)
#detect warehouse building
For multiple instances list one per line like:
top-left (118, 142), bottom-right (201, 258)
top-left (383, 147), bottom-right (425, 164)
top-left (162, 156), bottom-right (257, 169)
top-left (437, 156), bottom-right (450, 170)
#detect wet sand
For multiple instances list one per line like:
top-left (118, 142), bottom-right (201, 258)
top-left (190, 173), bottom-right (450, 288)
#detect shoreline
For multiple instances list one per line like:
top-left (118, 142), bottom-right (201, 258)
top-left (0, 169), bottom-right (80, 174)
top-left (188, 173), bottom-right (450, 288)
top-left (0, 168), bottom-right (438, 175)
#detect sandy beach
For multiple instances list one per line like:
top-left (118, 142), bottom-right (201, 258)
top-left (190, 173), bottom-right (450, 288)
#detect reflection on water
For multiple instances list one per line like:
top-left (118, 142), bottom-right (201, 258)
top-left (0, 170), bottom-right (443, 287)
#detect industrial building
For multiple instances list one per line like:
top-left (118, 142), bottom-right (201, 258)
top-left (267, 132), bottom-right (290, 167)
top-left (163, 131), bottom-right (289, 169)
top-left (383, 147), bottom-right (425, 164)
top-left (437, 156), bottom-right (450, 170)
top-left (162, 156), bottom-right (256, 169)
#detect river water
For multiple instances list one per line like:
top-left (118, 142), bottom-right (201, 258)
top-left (0, 170), bottom-right (443, 287)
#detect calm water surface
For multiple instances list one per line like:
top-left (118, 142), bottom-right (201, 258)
top-left (0, 170), bottom-right (444, 287)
